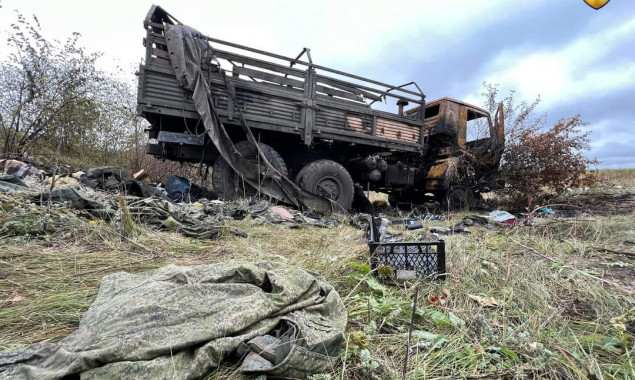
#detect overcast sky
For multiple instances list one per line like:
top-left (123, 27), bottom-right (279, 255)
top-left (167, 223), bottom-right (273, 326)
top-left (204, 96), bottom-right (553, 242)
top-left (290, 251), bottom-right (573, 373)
top-left (1, 0), bottom-right (633, 168)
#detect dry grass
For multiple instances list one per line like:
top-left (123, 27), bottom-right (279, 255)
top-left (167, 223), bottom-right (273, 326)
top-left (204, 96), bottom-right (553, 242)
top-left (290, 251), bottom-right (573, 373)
top-left (595, 169), bottom-right (635, 188)
top-left (1, 185), bottom-right (634, 379)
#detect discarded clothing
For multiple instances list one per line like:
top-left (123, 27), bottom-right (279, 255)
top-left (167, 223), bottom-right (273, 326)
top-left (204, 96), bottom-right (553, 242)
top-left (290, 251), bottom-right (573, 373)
top-left (392, 220), bottom-right (424, 230)
top-left (0, 262), bottom-right (347, 379)
top-left (0, 159), bottom-right (43, 178)
top-left (124, 197), bottom-right (236, 239)
top-left (33, 187), bottom-right (116, 220)
top-left (459, 215), bottom-right (491, 227)
top-left (45, 175), bottom-right (79, 188)
top-left (81, 167), bottom-right (164, 198)
top-left (409, 214), bottom-right (445, 222)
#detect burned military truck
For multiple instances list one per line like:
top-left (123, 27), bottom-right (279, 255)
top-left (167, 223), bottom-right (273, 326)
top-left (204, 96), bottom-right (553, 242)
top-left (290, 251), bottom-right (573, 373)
top-left (137, 6), bottom-right (505, 211)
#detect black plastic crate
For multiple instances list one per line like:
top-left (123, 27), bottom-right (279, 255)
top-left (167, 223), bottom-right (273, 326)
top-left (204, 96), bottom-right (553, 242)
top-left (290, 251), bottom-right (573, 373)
top-left (368, 217), bottom-right (446, 282)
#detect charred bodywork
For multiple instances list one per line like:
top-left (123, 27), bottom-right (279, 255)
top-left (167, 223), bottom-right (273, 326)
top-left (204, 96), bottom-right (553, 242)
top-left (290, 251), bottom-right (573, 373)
top-left (137, 6), bottom-right (504, 209)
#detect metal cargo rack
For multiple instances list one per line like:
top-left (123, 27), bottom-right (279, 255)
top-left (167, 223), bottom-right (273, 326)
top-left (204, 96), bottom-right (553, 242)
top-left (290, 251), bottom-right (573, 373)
top-left (368, 217), bottom-right (446, 282)
top-left (139, 5), bottom-right (430, 153)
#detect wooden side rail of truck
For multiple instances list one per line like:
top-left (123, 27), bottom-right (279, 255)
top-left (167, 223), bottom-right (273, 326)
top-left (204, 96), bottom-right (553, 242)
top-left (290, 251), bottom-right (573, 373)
top-left (137, 5), bottom-right (504, 210)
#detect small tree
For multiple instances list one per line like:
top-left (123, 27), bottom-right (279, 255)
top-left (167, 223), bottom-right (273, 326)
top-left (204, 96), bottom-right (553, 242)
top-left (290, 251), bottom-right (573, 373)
top-left (0, 12), bottom-right (102, 157)
top-left (0, 9), bottom-right (148, 171)
top-left (480, 83), bottom-right (598, 203)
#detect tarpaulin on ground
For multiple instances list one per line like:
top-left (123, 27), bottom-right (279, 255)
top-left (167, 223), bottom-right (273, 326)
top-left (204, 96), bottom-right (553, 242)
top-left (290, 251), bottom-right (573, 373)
top-left (0, 262), bottom-right (347, 379)
top-left (0, 175), bottom-right (30, 193)
top-left (163, 24), bottom-right (342, 215)
top-left (33, 187), bottom-right (116, 220)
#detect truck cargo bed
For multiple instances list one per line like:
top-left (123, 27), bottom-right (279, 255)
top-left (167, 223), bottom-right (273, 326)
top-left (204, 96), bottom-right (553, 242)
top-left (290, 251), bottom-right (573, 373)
top-left (137, 8), bottom-right (428, 154)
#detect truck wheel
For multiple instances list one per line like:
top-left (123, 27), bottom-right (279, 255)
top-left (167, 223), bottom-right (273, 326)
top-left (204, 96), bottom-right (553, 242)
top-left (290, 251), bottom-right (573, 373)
top-left (295, 160), bottom-right (354, 210)
top-left (441, 186), bottom-right (479, 211)
top-left (212, 141), bottom-right (288, 200)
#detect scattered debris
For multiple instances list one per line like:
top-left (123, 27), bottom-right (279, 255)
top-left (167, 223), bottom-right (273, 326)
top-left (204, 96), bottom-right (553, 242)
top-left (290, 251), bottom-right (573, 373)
top-left (391, 214), bottom-right (445, 230)
top-left (539, 206), bottom-right (556, 215)
top-left (468, 294), bottom-right (501, 307)
top-left (268, 205), bottom-right (294, 220)
top-left (489, 210), bottom-right (516, 223)
top-left (80, 166), bottom-right (164, 198)
top-left (0, 159), bottom-right (44, 178)
top-left (45, 175), bottom-right (79, 188)
top-left (132, 169), bottom-right (151, 184)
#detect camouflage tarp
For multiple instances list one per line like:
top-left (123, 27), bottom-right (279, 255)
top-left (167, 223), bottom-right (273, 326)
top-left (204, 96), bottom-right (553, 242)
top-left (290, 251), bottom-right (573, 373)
top-left (0, 262), bottom-right (347, 379)
top-left (163, 24), bottom-right (344, 215)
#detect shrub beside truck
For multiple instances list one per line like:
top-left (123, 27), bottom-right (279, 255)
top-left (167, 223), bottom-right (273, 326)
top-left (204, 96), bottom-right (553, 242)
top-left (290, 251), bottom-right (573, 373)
top-left (137, 6), bottom-right (505, 210)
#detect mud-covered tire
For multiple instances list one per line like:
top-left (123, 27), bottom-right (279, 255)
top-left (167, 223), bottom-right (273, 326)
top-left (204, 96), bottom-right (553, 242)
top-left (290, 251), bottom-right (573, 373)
top-left (295, 159), bottom-right (354, 210)
top-left (212, 141), bottom-right (288, 200)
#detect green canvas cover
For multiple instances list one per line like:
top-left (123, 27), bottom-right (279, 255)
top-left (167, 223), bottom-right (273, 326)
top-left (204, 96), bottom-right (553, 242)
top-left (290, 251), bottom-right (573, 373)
top-left (0, 262), bottom-right (347, 379)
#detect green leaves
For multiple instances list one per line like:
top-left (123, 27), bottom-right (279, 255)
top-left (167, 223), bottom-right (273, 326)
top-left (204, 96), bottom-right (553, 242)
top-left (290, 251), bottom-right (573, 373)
top-left (348, 261), bottom-right (371, 274)
top-left (487, 346), bottom-right (521, 364)
top-left (365, 277), bottom-right (386, 295)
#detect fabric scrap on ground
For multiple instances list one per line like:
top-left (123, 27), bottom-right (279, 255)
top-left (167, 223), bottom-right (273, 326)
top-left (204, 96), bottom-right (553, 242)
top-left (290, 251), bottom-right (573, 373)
top-left (0, 262), bottom-right (347, 380)
top-left (0, 175), bottom-right (30, 193)
top-left (0, 159), bottom-right (44, 178)
top-left (125, 197), bottom-right (242, 239)
top-left (33, 187), bottom-right (116, 220)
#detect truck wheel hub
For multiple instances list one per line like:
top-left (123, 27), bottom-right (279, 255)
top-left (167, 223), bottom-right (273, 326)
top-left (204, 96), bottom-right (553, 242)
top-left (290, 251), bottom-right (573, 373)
top-left (315, 176), bottom-right (341, 199)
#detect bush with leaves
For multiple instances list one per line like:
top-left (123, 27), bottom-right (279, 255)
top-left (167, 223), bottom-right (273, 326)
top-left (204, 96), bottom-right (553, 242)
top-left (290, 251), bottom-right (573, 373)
top-left (501, 115), bottom-right (597, 201)
top-left (480, 83), bottom-right (598, 203)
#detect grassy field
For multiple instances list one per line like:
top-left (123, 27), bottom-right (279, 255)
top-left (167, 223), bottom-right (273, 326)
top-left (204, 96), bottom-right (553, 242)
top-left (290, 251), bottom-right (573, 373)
top-left (1, 183), bottom-right (634, 379)
top-left (594, 169), bottom-right (635, 188)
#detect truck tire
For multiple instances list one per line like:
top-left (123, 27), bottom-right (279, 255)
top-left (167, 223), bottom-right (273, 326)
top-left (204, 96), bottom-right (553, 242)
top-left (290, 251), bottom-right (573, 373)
top-left (295, 159), bottom-right (354, 210)
top-left (441, 186), bottom-right (480, 211)
top-left (212, 141), bottom-right (288, 200)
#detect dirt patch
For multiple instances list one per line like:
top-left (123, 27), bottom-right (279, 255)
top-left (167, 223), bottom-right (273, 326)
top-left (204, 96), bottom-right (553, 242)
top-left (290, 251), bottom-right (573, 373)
top-left (560, 192), bottom-right (635, 216)
top-left (562, 297), bottom-right (599, 321)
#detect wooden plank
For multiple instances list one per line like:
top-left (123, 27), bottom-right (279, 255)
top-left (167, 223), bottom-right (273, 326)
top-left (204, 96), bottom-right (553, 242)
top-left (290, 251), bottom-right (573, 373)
top-left (346, 115), bottom-right (371, 134)
top-left (152, 48), bottom-right (170, 60)
top-left (232, 66), bottom-right (305, 88)
top-left (214, 50), bottom-right (305, 77)
top-left (317, 127), bottom-right (421, 151)
top-left (317, 76), bottom-right (383, 101)
top-left (315, 94), bottom-right (371, 111)
top-left (315, 84), bottom-right (364, 103)
top-left (376, 117), bottom-right (421, 143)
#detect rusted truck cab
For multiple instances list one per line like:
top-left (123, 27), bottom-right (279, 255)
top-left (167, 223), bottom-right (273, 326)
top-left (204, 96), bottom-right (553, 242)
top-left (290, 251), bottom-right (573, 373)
top-left (398, 98), bottom-right (505, 207)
